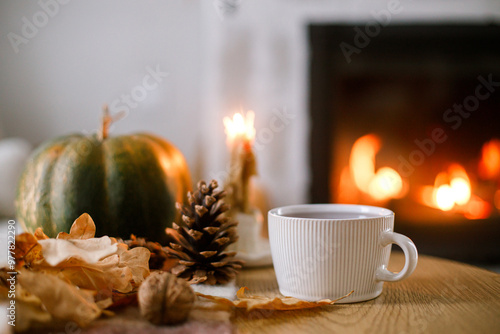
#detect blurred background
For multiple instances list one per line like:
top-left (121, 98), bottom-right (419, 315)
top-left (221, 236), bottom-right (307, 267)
top-left (1, 0), bottom-right (500, 266)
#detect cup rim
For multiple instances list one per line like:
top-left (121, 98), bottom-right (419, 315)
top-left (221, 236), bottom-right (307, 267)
top-left (268, 203), bottom-right (394, 221)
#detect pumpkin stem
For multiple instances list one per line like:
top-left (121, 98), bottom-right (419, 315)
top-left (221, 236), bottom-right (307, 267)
top-left (101, 105), bottom-right (112, 140)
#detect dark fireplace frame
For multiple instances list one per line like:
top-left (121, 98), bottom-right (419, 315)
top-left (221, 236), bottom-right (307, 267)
top-left (307, 24), bottom-right (500, 263)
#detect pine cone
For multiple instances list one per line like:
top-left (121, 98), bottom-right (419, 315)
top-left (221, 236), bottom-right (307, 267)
top-left (165, 180), bottom-right (244, 285)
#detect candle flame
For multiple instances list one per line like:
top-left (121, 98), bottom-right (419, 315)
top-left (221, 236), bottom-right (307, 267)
top-left (224, 111), bottom-right (256, 143)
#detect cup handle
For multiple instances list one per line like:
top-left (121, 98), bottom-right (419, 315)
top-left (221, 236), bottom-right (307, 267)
top-left (375, 230), bottom-right (418, 282)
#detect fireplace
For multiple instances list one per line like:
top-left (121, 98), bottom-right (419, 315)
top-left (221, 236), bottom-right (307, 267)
top-left (308, 24), bottom-right (500, 264)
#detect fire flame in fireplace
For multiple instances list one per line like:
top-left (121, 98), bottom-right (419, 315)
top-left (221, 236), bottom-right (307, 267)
top-left (418, 164), bottom-right (492, 219)
top-left (340, 134), bottom-right (405, 202)
top-left (479, 139), bottom-right (500, 180)
top-left (338, 134), bottom-right (499, 220)
top-left (495, 190), bottom-right (500, 211)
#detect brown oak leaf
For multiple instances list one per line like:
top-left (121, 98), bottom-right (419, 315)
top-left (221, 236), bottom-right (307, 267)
top-left (197, 287), bottom-right (353, 311)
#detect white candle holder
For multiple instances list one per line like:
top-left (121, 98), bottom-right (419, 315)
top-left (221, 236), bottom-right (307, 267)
top-left (229, 208), bottom-right (272, 267)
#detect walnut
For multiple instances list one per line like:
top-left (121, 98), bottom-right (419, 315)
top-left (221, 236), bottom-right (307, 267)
top-left (138, 272), bottom-right (195, 325)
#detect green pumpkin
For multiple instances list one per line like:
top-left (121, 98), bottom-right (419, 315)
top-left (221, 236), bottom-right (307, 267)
top-left (16, 128), bottom-right (191, 244)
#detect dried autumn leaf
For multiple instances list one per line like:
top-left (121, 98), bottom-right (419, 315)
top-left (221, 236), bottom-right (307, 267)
top-left (13, 282), bottom-right (53, 331)
top-left (8, 212), bottom-right (151, 332)
top-left (57, 213), bottom-right (96, 240)
top-left (39, 256), bottom-right (124, 293)
top-left (31, 240), bottom-right (150, 293)
top-left (92, 254), bottom-right (134, 293)
top-left (18, 269), bottom-right (102, 327)
top-left (196, 287), bottom-right (353, 311)
top-left (86, 246), bottom-right (151, 293)
top-left (14, 233), bottom-right (43, 266)
top-left (116, 246), bottom-right (150, 286)
top-left (1, 274), bottom-right (53, 332)
top-left (34, 228), bottom-right (49, 240)
top-left (123, 234), bottom-right (177, 271)
top-left (38, 236), bottom-right (118, 266)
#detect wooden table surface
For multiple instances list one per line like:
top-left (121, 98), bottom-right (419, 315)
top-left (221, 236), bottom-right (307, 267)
top-left (43, 251), bottom-right (500, 334)
top-left (234, 252), bottom-right (500, 334)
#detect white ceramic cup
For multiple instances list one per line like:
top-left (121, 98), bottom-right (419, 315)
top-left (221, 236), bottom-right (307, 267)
top-left (268, 204), bottom-right (418, 303)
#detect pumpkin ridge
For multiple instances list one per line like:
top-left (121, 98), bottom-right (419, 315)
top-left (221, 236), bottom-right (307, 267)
top-left (102, 137), bottom-right (135, 237)
top-left (128, 135), bottom-right (173, 242)
top-left (31, 135), bottom-right (81, 236)
top-left (101, 136), bottom-right (111, 237)
top-left (43, 138), bottom-right (69, 235)
top-left (138, 133), bottom-right (192, 205)
top-left (137, 133), bottom-right (192, 226)
top-left (123, 138), bottom-right (151, 224)
top-left (49, 135), bottom-right (100, 236)
top-left (90, 136), bottom-right (109, 235)
top-left (102, 136), bottom-right (170, 241)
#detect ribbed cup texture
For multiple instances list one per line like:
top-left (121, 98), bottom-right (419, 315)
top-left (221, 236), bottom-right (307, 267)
top-left (268, 216), bottom-right (393, 303)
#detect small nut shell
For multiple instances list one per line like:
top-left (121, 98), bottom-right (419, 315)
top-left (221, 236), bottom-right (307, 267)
top-left (138, 272), bottom-right (195, 325)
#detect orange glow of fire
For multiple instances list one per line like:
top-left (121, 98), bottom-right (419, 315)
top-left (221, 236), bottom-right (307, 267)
top-left (418, 163), bottom-right (491, 219)
top-left (462, 195), bottom-right (492, 220)
top-left (347, 134), bottom-right (404, 202)
top-left (223, 111), bottom-right (256, 144)
top-left (495, 190), bottom-right (500, 212)
top-left (478, 139), bottom-right (500, 180)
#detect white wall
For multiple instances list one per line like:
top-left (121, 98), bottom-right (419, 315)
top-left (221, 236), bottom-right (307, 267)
top-left (0, 0), bottom-right (202, 170)
top-left (200, 0), bottom-right (500, 208)
top-left (1, 0), bottom-right (500, 211)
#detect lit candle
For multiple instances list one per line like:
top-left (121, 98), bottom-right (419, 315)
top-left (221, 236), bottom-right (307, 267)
top-left (223, 111), bottom-right (257, 214)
